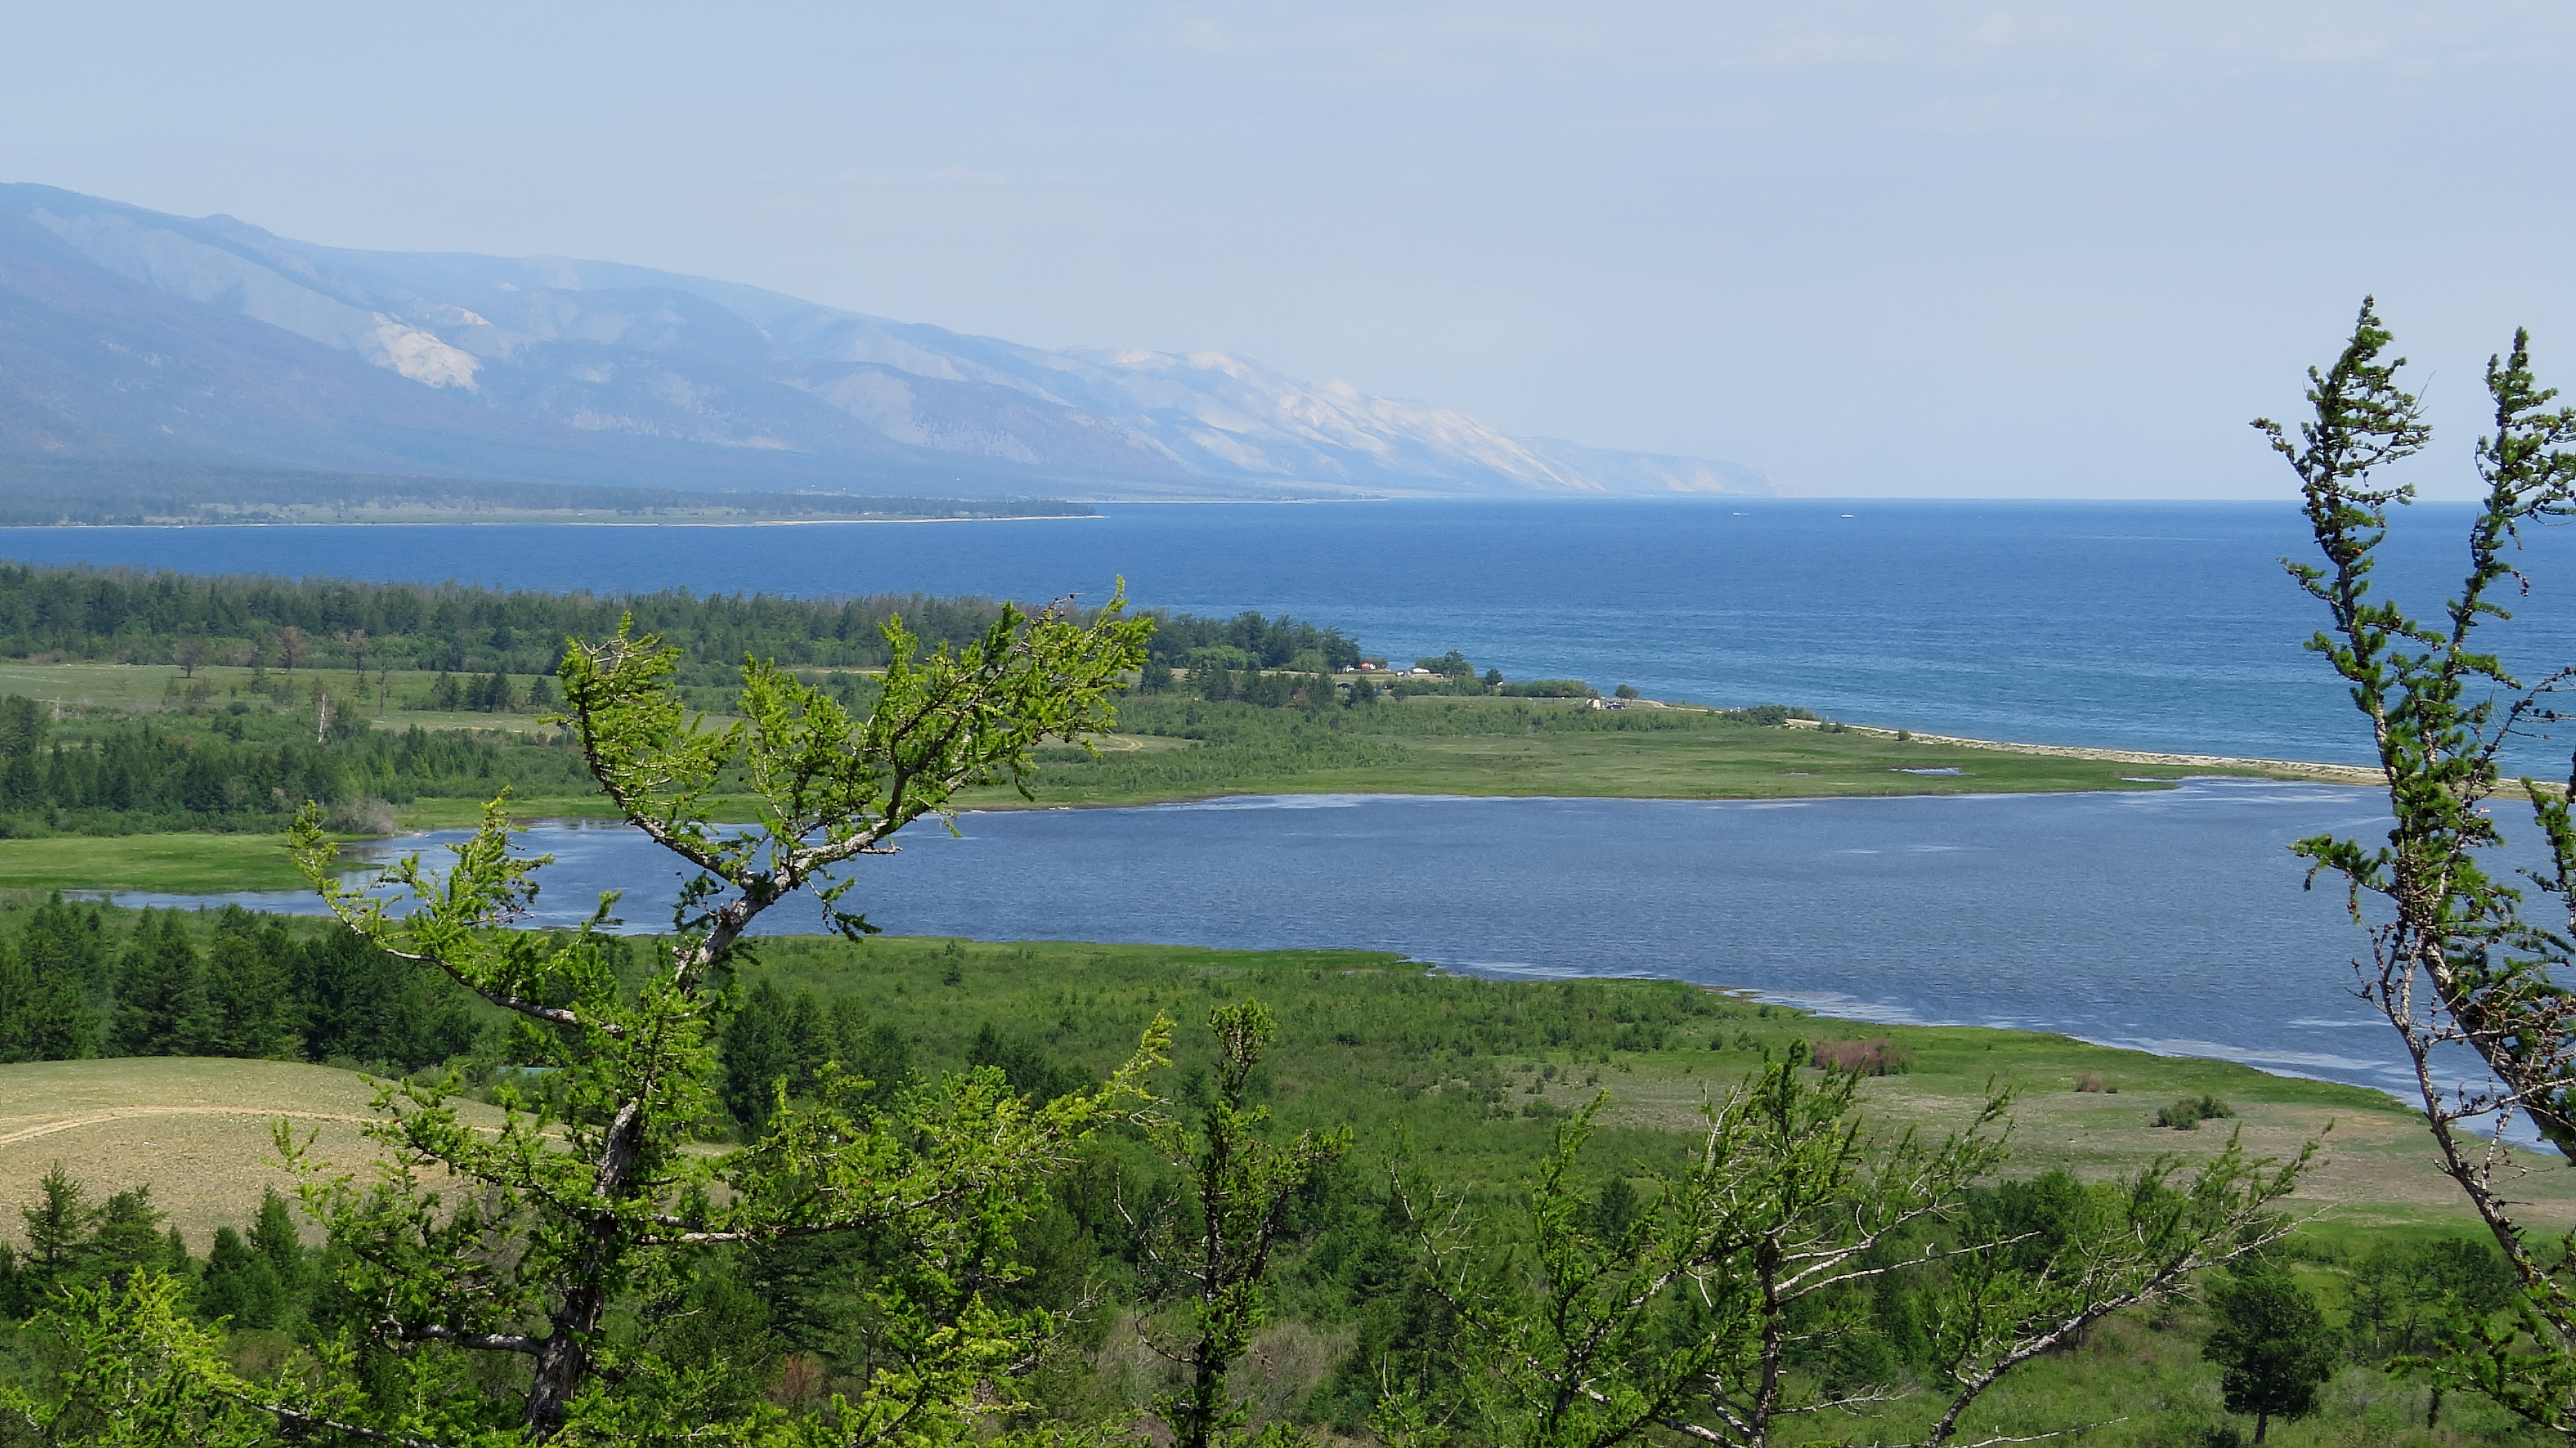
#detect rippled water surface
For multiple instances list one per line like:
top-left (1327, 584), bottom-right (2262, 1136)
top-left (15, 498), bottom-right (2576, 763)
top-left (122, 780), bottom-right (2425, 1092)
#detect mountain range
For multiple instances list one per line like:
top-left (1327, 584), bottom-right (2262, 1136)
top-left (0, 184), bottom-right (1773, 502)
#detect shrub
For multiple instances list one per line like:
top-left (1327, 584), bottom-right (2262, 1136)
top-left (2154, 1094), bottom-right (2235, 1130)
top-left (1809, 1038), bottom-right (1909, 1076)
top-left (2075, 1072), bottom-right (2109, 1093)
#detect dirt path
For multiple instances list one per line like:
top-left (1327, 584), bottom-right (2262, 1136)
top-left (0, 1105), bottom-right (379, 1146)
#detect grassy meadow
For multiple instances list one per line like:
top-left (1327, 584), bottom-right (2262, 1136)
top-left (3, 931), bottom-right (2520, 1243)
top-left (0, 658), bottom-right (2319, 890)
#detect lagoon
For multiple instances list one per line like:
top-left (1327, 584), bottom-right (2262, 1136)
top-left (118, 779), bottom-right (2412, 1094)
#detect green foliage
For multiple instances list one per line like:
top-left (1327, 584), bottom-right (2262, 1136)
top-left (0, 1270), bottom-right (290, 1447)
top-left (0, 896), bottom-right (484, 1073)
top-left (0, 698), bottom-right (594, 835)
top-left (108, 910), bottom-right (210, 1057)
top-left (2280, 300), bottom-right (2576, 1432)
top-left (1140, 1002), bottom-right (1352, 1448)
top-left (2154, 1094), bottom-right (2237, 1130)
top-left (2202, 1268), bottom-right (2337, 1442)
top-left (2348, 1237), bottom-right (2515, 1360)
top-left (1409, 1060), bottom-right (2309, 1448)
top-left (718, 976), bottom-right (911, 1136)
top-left (245, 593), bottom-right (1164, 1438)
top-left (1146, 613), bottom-right (1360, 672)
top-left (0, 901), bottom-right (95, 1063)
top-left (197, 1226), bottom-right (284, 1331)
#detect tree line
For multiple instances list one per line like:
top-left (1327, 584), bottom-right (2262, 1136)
top-left (0, 563), bottom-right (1354, 691)
top-left (0, 695), bottom-right (592, 835)
top-left (0, 897), bottom-right (479, 1072)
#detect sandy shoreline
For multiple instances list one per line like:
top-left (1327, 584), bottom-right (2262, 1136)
top-left (1805, 720), bottom-right (2389, 786)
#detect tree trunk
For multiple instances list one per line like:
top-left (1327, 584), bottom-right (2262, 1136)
top-left (523, 1100), bottom-right (646, 1437)
top-left (2254, 1409), bottom-right (2269, 1444)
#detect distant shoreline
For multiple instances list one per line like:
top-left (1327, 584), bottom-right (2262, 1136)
top-left (1799, 719), bottom-right (2387, 787)
top-left (3, 511), bottom-right (1103, 529)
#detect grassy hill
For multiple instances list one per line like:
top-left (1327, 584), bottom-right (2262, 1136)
top-left (0, 1057), bottom-right (509, 1246)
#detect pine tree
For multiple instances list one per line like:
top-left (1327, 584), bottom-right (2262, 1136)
top-left (719, 976), bottom-right (796, 1136)
top-left (247, 1188), bottom-right (302, 1301)
top-left (202, 907), bottom-right (298, 1058)
top-left (109, 911), bottom-right (211, 1056)
top-left (198, 1226), bottom-right (282, 1330)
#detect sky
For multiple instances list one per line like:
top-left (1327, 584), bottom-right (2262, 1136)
top-left (1, 1), bottom-right (2570, 498)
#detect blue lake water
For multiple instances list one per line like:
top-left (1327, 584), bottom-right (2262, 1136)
top-left (32, 497), bottom-right (2576, 1092)
top-left (118, 779), bottom-right (2427, 1094)
top-left (12, 497), bottom-right (2576, 765)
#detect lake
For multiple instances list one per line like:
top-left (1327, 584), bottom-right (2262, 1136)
top-left (116, 779), bottom-right (2419, 1094)
top-left (28, 497), bottom-right (2573, 1093)
top-left (11, 497), bottom-right (2576, 765)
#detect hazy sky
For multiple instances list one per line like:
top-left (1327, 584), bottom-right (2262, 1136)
top-left (2, 2), bottom-right (2570, 497)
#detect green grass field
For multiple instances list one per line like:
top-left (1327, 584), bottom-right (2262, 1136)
top-left (0, 832), bottom-right (314, 892)
top-left (990, 709), bottom-right (2237, 805)
top-left (3, 933), bottom-right (2531, 1243)
top-left (753, 934), bottom-right (2562, 1235)
top-left (961, 693), bottom-right (2304, 808)
top-left (0, 661), bottom-right (2334, 891)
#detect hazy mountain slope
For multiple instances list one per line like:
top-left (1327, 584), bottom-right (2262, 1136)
top-left (0, 184), bottom-right (1775, 499)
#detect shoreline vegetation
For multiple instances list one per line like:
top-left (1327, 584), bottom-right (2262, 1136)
top-left (0, 461), bottom-right (1099, 526)
top-left (0, 914), bottom-right (2538, 1247)
top-left (0, 558), bottom-right (2354, 891)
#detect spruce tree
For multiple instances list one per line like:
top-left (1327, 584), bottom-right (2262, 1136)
top-left (82, 1187), bottom-right (169, 1290)
top-left (197, 1226), bottom-right (282, 1331)
top-left (202, 906), bottom-right (298, 1058)
top-left (18, 1163), bottom-right (96, 1290)
top-left (718, 976), bottom-right (795, 1135)
top-left (246, 1188), bottom-right (301, 1300)
top-left (18, 892), bottom-right (107, 1060)
top-left (109, 911), bottom-right (210, 1056)
top-left (0, 937), bottom-right (33, 1062)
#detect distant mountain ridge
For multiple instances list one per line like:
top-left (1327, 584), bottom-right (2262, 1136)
top-left (0, 184), bottom-right (1776, 500)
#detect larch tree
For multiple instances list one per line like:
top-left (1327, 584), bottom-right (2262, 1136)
top-left (9, 595), bottom-right (1168, 1446)
top-left (2278, 299), bottom-right (2576, 1432)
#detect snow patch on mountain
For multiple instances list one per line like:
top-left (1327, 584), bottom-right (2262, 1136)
top-left (0, 182), bottom-right (1778, 499)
